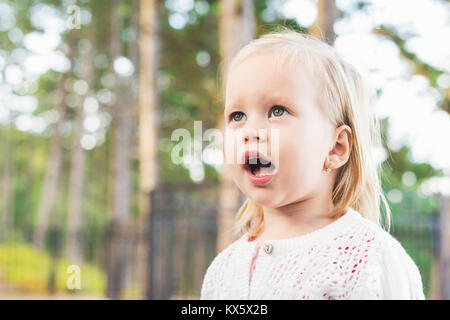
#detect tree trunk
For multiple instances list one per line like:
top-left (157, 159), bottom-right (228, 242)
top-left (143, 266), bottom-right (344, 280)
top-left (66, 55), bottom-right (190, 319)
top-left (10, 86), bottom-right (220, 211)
top-left (216, 0), bottom-right (255, 253)
top-left (66, 31), bottom-right (94, 264)
top-left (1, 120), bottom-right (12, 237)
top-left (137, 0), bottom-right (160, 299)
top-left (125, 0), bottom-right (141, 295)
top-left (33, 70), bottom-right (71, 249)
top-left (106, 0), bottom-right (135, 300)
top-left (439, 195), bottom-right (450, 299)
top-left (309, 0), bottom-right (339, 45)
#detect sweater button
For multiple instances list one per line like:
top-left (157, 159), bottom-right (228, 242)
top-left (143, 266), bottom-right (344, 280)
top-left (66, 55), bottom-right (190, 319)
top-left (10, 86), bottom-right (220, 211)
top-left (263, 243), bottom-right (273, 254)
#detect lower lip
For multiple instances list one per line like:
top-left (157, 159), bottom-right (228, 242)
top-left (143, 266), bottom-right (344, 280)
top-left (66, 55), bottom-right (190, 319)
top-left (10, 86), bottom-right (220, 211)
top-left (245, 169), bottom-right (274, 185)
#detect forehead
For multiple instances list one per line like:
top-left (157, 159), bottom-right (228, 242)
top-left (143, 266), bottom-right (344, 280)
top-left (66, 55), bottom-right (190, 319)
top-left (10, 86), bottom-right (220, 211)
top-left (224, 52), bottom-right (316, 109)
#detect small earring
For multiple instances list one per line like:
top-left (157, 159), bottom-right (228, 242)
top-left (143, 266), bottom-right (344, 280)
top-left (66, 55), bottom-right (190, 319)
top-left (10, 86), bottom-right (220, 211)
top-left (325, 166), bottom-right (331, 173)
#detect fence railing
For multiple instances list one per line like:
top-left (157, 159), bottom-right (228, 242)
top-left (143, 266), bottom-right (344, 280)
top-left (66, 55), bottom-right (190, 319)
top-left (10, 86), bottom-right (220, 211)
top-left (390, 211), bottom-right (438, 298)
top-left (0, 184), bottom-right (442, 299)
top-left (147, 184), bottom-right (219, 299)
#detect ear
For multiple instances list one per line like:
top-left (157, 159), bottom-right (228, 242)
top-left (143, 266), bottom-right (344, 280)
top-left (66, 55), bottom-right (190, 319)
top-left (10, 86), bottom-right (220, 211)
top-left (326, 125), bottom-right (353, 170)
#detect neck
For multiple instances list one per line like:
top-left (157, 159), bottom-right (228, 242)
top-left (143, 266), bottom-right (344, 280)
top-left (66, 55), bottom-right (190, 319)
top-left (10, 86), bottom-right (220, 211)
top-left (257, 191), bottom-right (336, 244)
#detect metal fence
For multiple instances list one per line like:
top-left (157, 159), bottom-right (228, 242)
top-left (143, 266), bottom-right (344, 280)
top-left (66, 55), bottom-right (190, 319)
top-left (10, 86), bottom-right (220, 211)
top-left (148, 183), bottom-right (219, 299)
top-left (0, 183), bottom-right (440, 299)
top-left (390, 211), bottom-right (438, 298)
top-left (0, 183), bottom-right (221, 299)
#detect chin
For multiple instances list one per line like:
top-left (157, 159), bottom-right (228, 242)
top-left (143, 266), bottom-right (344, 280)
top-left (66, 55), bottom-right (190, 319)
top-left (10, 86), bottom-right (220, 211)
top-left (245, 188), bottom-right (280, 208)
top-left (233, 176), bottom-right (279, 207)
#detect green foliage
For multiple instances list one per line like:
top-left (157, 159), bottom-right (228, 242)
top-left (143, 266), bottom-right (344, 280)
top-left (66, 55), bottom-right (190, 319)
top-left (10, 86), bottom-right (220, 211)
top-left (382, 146), bottom-right (441, 189)
top-left (0, 242), bottom-right (106, 295)
top-left (0, 0), bottom-right (446, 299)
top-left (381, 145), bottom-right (441, 216)
top-left (391, 226), bottom-right (434, 299)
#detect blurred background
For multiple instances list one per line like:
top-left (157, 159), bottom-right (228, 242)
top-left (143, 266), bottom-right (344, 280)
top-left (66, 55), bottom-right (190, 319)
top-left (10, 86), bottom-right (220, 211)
top-left (0, 0), bottom-right (449, 300)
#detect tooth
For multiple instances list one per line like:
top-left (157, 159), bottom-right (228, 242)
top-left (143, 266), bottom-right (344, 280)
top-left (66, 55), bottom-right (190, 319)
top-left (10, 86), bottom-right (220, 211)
top-left (255, 173), bottom-right (268, 177)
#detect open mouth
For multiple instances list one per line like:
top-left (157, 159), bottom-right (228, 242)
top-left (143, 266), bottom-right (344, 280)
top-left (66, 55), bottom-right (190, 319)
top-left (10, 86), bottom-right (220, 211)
top-left (243, 151), bottom-right (276, 177)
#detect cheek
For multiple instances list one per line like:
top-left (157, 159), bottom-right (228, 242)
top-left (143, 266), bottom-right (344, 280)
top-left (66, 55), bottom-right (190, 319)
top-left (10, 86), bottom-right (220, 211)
top-left (226, 163), bottom-right (240, 184)
top-left (223, 130), bottom-right (236, 164)
top-left (278, 125), bottom-right (329, 188)
top-left (222, 132), bottom-right (246, 187)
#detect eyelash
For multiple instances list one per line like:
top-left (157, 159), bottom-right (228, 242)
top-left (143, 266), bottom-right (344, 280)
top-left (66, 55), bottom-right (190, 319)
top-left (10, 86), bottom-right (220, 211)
top-left (229, 105), bottom-right (288, 122)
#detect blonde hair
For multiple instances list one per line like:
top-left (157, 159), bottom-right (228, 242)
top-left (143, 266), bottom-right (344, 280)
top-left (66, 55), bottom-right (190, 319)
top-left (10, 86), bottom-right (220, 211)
top-left (226, 27), bottom-right (391, 238)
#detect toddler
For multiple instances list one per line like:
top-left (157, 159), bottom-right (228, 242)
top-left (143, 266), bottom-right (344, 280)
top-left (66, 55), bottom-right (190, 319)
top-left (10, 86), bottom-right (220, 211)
top-left (200, 30), bottom-right (424, 300)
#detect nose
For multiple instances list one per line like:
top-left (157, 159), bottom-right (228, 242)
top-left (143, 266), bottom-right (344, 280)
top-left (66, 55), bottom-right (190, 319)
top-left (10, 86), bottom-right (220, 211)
top-left (243, 127), bottom-right (268, 144)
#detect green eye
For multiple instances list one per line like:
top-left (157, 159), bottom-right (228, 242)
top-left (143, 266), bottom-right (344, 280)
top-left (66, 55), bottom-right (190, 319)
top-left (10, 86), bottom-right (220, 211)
top-left (230, 111), bottom-right (246, 122)
top-left (270, 105), bottom-right (287, 117)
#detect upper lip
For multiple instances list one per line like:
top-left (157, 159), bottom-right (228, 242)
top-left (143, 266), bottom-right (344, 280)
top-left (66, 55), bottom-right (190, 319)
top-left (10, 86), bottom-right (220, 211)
top-left (241, 150), bottom-right (272, 165)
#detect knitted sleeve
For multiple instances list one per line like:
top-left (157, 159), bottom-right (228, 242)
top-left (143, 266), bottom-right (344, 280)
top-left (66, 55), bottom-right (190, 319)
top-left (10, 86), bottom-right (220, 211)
top-left (200, 259), bottom-right (216, 300)
top-left (379, 235), bottom-right (425, 299)
top-left (348, 233), bottom-right (425, 300)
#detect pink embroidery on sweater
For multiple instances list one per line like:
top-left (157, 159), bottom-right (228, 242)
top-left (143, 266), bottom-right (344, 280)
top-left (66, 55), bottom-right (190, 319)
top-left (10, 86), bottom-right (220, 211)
top-left (248, 236), bottom-right (260, 284)
top-left (249, 246), bottom-right (260, 283)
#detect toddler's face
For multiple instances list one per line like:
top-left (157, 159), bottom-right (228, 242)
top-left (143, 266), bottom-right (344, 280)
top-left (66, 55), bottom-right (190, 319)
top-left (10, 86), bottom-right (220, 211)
top-left (224, 53), bottom-right (335, 208)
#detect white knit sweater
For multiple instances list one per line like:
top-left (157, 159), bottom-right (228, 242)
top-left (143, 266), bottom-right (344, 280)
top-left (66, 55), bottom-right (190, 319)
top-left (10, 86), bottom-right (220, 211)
top-left (200, 208), bottom-right (425, 300)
